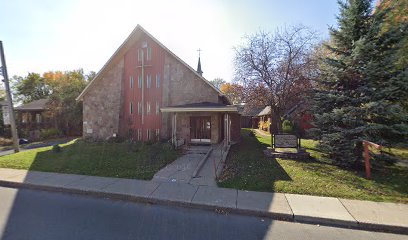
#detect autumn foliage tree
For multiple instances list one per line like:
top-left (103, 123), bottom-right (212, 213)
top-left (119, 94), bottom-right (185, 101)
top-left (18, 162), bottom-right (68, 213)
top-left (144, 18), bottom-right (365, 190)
top-left (220, 83), bottom-right (244, 104)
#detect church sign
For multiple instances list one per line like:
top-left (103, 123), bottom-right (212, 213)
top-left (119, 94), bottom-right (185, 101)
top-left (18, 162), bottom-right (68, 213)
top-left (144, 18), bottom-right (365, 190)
top-left (273, 134), bottom-right (299, 148)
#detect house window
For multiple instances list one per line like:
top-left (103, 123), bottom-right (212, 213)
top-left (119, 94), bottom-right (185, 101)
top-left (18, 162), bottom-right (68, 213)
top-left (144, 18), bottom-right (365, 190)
top-left (138, 102), bottom-right (142, 115)
top-left (147, 129), bottom-right (151, 140)
top-left (22, 113), bottom-right (27, 123)
top-left (138, 75), bottom-right (142, 88)
top-left (130, 76), bottom-right (134, 88)
top-left (138, 49), bottom-right (141, 62)
top-left (147, 75), bottom-right (151, 88)
top-left (147, 47), bottom-right (152, 60)
top-left (130, 102), bottom-right (134, 114)
top-left (137, 129), bottom-right (142, 141)
top-left (36, 113), bottom-right (41, 123)
top-left (156, 74), bottom-right (160, 88)
top-left (147, 102), bottom-right (151, 115)
top-left (156, 102), bottom-right (160, 115)
top-left (155, 129), bottom-right (160, 140)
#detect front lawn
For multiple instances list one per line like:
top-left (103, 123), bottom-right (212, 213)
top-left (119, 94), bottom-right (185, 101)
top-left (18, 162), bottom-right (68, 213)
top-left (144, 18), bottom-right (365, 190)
top-left (218, 129), bottom-right (408, 203)
top-left (0, 139), bottom-right (179, 180)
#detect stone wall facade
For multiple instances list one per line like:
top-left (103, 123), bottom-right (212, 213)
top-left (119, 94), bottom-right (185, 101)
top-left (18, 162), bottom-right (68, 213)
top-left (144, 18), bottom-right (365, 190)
top-left (175, 112), bottom-right (221, 144)
top-left (161, 52), bottom-right (221, 140)
top-left (82, 59), bottom-right (124, 139)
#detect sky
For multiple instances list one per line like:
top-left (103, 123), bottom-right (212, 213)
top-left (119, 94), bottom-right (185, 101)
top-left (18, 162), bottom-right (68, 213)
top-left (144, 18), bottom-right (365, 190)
top-left (0, 0), bottom-right (340, 84)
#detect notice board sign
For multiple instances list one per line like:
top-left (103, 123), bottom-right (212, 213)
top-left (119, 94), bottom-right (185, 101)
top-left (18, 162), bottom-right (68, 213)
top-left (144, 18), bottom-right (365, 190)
top-left (273, 134), bottom-right (299, 148)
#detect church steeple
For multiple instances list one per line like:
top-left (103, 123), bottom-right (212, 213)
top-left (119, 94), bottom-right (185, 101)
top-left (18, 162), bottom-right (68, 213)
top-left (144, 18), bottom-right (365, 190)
top-left (197, 48), bottom-right (203, 76)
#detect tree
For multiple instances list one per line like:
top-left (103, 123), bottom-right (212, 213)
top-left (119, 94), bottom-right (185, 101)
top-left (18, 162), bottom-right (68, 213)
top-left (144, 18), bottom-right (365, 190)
top-left (210, 78), bottom-right (226, 90)
top-left (234, 25), bottom-right (317, 135)
top-left (45, 69), bottom-right (88, 135)
top-left (12, 73), bottom-right (52, 103)
top-left (220, 83), bottom-right (244, 104)
top-left (310, 0), bottom-right (408, 168)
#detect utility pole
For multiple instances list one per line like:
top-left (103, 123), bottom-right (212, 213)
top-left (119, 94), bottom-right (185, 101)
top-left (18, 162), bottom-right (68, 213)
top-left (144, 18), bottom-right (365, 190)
top-left (0, 41), bottom-right (20, 152)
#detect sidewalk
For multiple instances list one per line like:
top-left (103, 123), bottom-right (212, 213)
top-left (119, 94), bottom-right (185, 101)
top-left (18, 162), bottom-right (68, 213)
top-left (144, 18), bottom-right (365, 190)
top-left (0, 167), bottom-right (407, 234)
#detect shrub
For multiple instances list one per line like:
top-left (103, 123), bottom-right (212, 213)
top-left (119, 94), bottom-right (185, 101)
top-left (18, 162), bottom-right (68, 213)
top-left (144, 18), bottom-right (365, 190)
top-left (40, 128), bottom-right (60, 139)
top-left (0, 137), bottom-right (13, 146)
top-left (282, 120), bottom-right (293, 134)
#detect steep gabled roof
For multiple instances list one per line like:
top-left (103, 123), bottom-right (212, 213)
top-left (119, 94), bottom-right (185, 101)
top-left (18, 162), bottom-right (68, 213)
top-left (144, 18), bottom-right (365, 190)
top-left (76, 24), bottom-right (223, 101)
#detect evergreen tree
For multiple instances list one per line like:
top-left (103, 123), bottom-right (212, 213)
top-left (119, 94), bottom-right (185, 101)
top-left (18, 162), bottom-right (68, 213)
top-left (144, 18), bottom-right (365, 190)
top-left (311, 0), bottom-right (408, 168)
top-left (311, 0), bottom-right (373, 168)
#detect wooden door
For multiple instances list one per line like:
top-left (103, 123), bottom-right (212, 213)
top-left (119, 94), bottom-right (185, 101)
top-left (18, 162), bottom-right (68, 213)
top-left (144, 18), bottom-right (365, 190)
top-left (190, 117), bottom-right (211, 143)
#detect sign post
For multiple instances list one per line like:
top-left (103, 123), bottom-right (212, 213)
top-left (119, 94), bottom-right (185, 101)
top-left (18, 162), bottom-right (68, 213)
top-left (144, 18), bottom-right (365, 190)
top-left (0, 41), bottom-right (19, 152)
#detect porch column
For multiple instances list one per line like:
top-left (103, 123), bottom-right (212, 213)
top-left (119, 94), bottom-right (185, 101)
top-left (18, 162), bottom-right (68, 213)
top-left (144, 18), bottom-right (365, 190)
top-left (172, 113), bottom-right (177, 147)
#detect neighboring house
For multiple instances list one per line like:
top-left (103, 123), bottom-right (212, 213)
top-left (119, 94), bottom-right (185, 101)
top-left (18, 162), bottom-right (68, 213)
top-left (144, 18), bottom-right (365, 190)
top-left (76, 25), bottom-right (240, 145)
top-left (256, 103), bottom-right (313, 136)
top-left (14, 99), bottom-right (52, 140)
top-left (237, 105), bottom-right (263, 128)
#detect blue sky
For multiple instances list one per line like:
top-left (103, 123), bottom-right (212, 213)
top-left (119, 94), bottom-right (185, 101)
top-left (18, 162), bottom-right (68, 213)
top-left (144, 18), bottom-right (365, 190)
top-left (0, 0), bottom-right (340, 83)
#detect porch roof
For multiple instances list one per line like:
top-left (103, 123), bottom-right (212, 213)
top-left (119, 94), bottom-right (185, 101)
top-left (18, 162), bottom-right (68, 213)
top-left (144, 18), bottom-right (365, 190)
top-left (161, 102), bottom-right (238, 113)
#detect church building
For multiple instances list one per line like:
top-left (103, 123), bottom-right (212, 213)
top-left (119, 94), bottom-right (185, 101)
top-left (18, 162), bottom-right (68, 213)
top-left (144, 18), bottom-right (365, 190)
top-left (76, 25), bottom-right (240, 146)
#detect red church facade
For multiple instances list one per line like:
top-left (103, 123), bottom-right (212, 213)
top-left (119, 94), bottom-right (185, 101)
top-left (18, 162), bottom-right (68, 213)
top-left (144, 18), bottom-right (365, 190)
top-left (77, 25), bottom-right (240, 145)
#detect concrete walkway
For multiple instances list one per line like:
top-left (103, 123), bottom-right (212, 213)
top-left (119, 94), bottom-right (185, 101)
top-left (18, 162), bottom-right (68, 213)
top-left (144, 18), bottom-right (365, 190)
top-left (0, 168), bottom-right (407, 234)
top-left (152, 144), bottom-right (228, 187)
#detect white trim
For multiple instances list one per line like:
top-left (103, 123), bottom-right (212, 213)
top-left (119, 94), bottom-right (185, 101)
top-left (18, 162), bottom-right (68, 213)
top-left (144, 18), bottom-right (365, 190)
top-left (161, 106), bottom-right (238, 113)
top-left (191, 139), bottom-right (211, 143)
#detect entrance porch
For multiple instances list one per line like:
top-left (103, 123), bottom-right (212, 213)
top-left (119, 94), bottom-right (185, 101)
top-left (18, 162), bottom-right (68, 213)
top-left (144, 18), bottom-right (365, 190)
top-left (161, 102), bottom-right (240, 147)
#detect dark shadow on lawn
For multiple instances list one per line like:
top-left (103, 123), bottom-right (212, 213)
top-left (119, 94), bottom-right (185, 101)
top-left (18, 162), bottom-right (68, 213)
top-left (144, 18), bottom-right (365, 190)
top-left (218, 129), bottom-right (292, 192)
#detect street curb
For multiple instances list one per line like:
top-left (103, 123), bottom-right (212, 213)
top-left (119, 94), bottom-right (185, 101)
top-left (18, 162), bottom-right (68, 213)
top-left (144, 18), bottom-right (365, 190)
top-left (0, 179), bottom-right (407, 235)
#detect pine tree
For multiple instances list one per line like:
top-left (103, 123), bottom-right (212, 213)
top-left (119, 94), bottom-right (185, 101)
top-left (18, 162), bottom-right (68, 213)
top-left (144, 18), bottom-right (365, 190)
top-left (311, 0), bottom-right (373, 168)
top-left (311, 0), bottom-right (408, 168)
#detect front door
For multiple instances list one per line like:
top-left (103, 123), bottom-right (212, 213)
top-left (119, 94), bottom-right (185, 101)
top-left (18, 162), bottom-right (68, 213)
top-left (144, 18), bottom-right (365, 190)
top-left (190, 116), bottom-right (211, 143)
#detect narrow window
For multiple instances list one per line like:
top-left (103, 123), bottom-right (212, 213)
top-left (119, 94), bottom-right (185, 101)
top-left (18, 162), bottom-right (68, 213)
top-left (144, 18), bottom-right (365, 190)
top-left (147, 75), bottom-right (151, 88)
top-left (156, 73), bottom-right (160, 88)
top-left (138, 75), bottom-right (142, 88)
top-left (155, 129), bottom-right (160, 140)
top-left (137, 129), bottom-right (142, 141)
top-left (156, 102), bottom-right (160, 115)
top-left (147, 47), bottom-right (152, 60)
top-left (36, 113), bottom-right (42, 123)
top-left (130, 76), bottom-right (134, 89)
top-left (138, 49), bottom-right (141, 62)
top-left (138, 102), bottom-right (142, 115)
top-left (147, 129), bottom-right (150, 140)
top-left (130, 102), bottom-right (134, 114)
top-left (147, 102), bottom-right (151, 115)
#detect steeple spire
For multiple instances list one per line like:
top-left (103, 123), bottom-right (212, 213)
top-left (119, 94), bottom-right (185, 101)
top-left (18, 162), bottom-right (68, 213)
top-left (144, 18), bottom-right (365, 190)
top-left (197, 48), bottom-right (203, 76)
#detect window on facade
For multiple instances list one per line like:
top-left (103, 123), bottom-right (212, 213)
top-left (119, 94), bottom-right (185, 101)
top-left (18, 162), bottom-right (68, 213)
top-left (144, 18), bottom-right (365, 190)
top-left (156, 102), bottom-right (160, 115)
top-left (156, 74), bottom-right (160, 88)
top-left (147, 75), bottom-right (151, 88)
top-left (147, 129), bottom-right (151, 140)
top-left (138, 75), bottom-right (142, 88)
top-left (130, 76), bottom-right (134, 88)
top-left (155, 129), bottom-right (160, 140)
top-left (35, 113), bottom-right (41, 123)
top-left (147, 47), bottom-right (152, 60)
top-left (138, 49), bottom-right (141, 62)
top-left (137, 129), bottom-right (142, 141)
top-left (138, 102), bottom-right (142, 115)
top-left (130, 102), bottom-right (134, 114)
top-left (147, 102), bottom-right (151, 115)
top-left (22, 113), bottom-right (27, 123)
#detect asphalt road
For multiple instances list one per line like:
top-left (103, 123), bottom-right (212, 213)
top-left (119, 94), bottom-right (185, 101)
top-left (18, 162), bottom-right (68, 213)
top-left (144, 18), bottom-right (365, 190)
top-left (0, 186), bottom-right (406, 240)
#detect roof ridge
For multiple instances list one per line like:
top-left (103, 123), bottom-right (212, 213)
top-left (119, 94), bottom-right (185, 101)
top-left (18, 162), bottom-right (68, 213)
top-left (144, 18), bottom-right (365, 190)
top-left (77, 24), bottom-right (223, 101)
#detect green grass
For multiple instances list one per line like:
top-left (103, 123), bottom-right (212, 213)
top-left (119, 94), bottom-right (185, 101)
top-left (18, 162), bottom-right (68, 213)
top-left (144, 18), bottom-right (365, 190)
top-left (0, 139), bottom-right (179, 180)
top-left (218, 129), bottom-right (408, 203)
